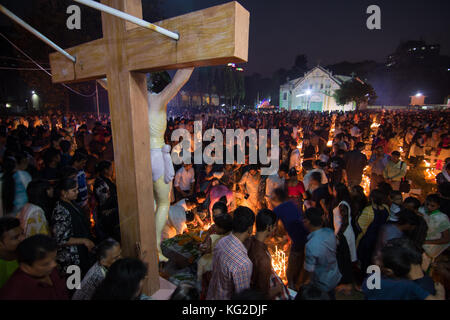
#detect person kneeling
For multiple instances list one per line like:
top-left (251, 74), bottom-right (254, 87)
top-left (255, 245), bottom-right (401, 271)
top-left (161, 196), bottom-right (204, 240)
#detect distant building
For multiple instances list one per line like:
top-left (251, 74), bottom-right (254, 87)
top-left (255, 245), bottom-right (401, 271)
top-left (410, 94), bottom-right (426, 106)
top-left (386, 40), bottom-right (440, 67)
top-left (279, 66), bottom-right (355, 112)
top-left (168, 91), bottom-right (221, 107)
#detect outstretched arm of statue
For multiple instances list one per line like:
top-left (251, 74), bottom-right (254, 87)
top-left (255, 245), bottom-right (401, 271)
top-left (158, 67), bottom-right (194, 108)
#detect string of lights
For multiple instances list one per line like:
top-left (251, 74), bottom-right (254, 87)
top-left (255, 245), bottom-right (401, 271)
top-left (0, 32), bottom-right (96, 98)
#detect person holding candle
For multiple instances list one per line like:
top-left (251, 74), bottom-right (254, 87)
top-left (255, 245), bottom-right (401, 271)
top-left (245, 209), bottom-right (289, 300)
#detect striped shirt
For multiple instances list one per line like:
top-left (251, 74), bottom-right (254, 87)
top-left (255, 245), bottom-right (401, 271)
top-left (206, 233), bottom-right (253, 300)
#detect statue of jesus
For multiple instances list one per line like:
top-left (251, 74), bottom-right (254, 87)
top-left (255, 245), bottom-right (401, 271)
top-left (97, 68), bottom-right (194, 262)
top-left (148, 68), bottom-right (194, 262)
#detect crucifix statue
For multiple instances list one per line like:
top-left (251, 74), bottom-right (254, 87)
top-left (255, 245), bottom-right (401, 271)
top-left (49, 0), bottom-right (249, 295)
top-left (96, 65), bottom-right (195, 264)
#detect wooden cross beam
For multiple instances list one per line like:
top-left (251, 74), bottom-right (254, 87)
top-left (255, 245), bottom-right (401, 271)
top-left (48, 0), bottom-right (249, 296)
top-left (49, 1), bottom-right (249, 83)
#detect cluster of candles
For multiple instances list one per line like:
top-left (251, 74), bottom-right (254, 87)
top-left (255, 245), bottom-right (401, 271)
top-left (424, 160), bottom-right (438, 181)
top-left (270, 245), bottom-right (288, 285)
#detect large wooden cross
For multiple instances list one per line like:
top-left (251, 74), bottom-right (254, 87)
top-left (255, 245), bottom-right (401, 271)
top-left (48, 0), bottom-right (249, 295)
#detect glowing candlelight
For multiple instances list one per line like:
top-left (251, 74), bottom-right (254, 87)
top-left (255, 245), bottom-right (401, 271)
top-left (202, 222), bottom-right (212, 231)
top-left (425, 168), bottom-right (437, 180)
top-left (271, 245), bottom-right (287, 285)
top-left (90, 211), bottom-right (95, 228)
top-left (361, 166), bottom-right (371, 196)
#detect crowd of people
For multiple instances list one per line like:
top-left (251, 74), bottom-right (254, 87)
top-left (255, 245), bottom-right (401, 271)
top-left (0, 107), bottom-right (449, 300)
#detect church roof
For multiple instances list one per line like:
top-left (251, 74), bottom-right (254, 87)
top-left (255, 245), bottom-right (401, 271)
top-left (334, 75), bottom-right (352, 83)
top-left (280, 66), bottom-right (354, 90)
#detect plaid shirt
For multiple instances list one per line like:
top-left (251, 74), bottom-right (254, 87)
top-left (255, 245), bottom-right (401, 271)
top-left (206, 233), bottom-right (253, 300)
top-left (72, 262), bottom-right (106, 300)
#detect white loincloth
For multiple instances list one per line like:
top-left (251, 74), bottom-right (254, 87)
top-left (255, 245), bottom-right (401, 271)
top-left (150, 144), bottom-right (175, 184)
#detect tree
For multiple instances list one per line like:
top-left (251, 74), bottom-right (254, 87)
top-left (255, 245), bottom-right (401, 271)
top-left (207, 67), bottom-right (216, 105)
top-left (224, 67), bottom-right (237, 105)
top-left (215, 67), bottom-right (224, 101)
top-left (270, 68), bottom-right (288, 106)
top-left (333, 79), bottom-right (377, 111)
top-left (236, 71), bottom-right (245, 107)
top-left (288, 54), bottom-right (308, 80)
top-left (268, 54), bottom-right (308, 107)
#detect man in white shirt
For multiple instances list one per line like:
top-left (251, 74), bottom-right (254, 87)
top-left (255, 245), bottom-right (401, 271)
top-left (265, 164), bottom-right (288, 210)
top-left (162, 197), bottom-right (203, 240)
top-left (289, 140), bottom-right (301, 172)
top-left (303, 160), bottom-right (328, 192)
top-left (174, 163), bottom-right (195, 201)
top-left (238, 165), bottom-right (261, 214)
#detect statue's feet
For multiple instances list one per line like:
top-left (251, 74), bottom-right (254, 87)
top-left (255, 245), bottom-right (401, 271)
top-left (158, 252), bottom-right (168, 263)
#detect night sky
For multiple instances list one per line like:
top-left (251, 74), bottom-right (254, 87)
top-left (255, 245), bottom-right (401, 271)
top-left (1, 0), bottom-right (449, 78)
top-left (161, 0), bottom-right (450, 76)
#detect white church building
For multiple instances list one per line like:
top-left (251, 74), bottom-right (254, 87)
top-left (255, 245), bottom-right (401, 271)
top-left (279, 66), bottom-right (356, 112)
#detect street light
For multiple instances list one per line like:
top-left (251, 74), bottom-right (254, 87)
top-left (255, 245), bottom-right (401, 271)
top-left (31, 91), bottom-right (39, 110)
top-left (295, 89), bottom-right (313, 111)
top-left (296, 89), bottom-right (312, 97)
top-left (415, 92), bottom-right (422, 97)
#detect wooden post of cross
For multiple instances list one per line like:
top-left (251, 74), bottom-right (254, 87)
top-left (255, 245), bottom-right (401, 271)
top-left (48, 0), bottom-right (249, 295)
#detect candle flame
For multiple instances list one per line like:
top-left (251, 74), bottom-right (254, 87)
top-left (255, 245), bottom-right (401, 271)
top-left (425, 168), bottom-right (437, 180)
top-left (90, 211), bottom-right (95, 228)
top-left (271, 245), bottom-right (288, 285)
top-left (202, 222), bottom-right (212, 231)
top-left (361, 166), bottom-right (371, 196)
